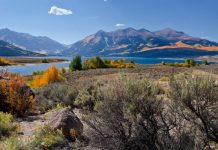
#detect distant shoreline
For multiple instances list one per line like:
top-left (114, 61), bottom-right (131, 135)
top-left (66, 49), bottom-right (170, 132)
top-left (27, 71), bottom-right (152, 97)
top-left (1, 57), bottom-right (68, 66)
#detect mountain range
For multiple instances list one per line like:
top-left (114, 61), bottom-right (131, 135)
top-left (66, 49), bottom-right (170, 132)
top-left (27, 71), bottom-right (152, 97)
top-left (0, 28), bottom-right (66, 55)
top-left (0, 40), bottom-right (43, 56)
top-left (64, 28), bottom-right (218, 58)
top-left (0, 27), bottom-right (218, 58)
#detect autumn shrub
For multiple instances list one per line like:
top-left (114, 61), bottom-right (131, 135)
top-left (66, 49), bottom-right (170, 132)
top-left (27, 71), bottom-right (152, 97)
top-left (0, 73), bottom-right (35, 116)
top-left (29, 126), bottom-right (67, 149)
top-left (32, 66), bottom-right (64, 87)
top-left (110, 59), bottom-right (135, 68)
top-left (126, 62), bottom-right (135, 68)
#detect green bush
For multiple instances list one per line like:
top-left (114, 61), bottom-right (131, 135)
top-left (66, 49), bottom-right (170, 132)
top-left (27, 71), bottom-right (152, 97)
top-left (74, 81), bottom-right (102, 110)
top-left (69, 55), bottom-right (82, 71)
top-left (29, 126), bottom-right (67, 149)
top-left (82, 59), bottom-right (93, 70)
top-left (74, 90), bottom-right (95, 110)
top-left (34, 84), bottom-right (78, 112)
top-left (83, 56), bottom-right (107, 70)
top-left (42, 58), bottom-right (49, 63)
top-left (0, 135), bottom-right (21, 150)
top-left (32, 70), bottom-right (44, 75)
top-left (202, 60), bottom-right (209, 65)
top-left (0, 112), bottom-right (17, 138)
top-left (185, 58), bottom-right (196, 67)
top-left (161, 58), bottom-right (197, 67)
top-left (83, 79), bottom-right (175, 149)
top-left (161, 61), bottom-right (166, 65)
top-left (170, 76), bottom-right (218, 143)
top-left (90, 56), bottom-right (106, 68)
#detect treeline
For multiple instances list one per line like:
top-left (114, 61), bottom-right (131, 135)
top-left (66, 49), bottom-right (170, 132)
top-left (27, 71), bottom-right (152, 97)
top-left (31, 56), bottom-right (135, 87)
top-left (161, 58), bottom-right (210, 67)
top-left (69, 56), bottom-right (135, 71)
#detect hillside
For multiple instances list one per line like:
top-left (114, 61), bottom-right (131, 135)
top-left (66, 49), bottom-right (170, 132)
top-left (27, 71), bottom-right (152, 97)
top-left (64, 28), bottom-right (218, 58)
top-left (0, 40), bottom-right (43, 56)
top-left (0, 28), bottom-right (66, 55)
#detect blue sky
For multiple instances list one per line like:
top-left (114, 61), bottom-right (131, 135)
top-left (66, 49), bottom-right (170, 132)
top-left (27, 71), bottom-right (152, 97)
top-left (0, 0), bottom-right (218, 44)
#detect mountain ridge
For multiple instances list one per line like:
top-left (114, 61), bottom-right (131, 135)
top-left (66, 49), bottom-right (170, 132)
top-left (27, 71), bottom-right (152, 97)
top-left (0, 28), bottom-right (66, 55)
top-left (0, 40), bottom-right (43, 56)
top-left (64, 27), bottom-right (218, 57)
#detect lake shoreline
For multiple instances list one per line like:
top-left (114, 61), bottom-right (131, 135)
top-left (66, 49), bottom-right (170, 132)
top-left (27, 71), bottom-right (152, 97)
top-left (0, 56), bottom-right (216, 75)
top-left (1, 57), bottom-right (68, 66)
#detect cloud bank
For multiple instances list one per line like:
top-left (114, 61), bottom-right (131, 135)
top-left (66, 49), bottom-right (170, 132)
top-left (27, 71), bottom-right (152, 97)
top-left (49, 6), bottom-right (73, 16)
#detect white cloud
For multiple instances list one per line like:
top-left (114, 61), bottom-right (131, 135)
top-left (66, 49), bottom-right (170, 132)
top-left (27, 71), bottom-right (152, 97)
top-left (48, 6), bottom-right (73, 16)
top-left (115, 23), bottom-right (125, 27)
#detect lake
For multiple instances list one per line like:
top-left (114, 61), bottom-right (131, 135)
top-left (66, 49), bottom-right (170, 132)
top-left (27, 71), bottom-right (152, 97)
top-left (0, 57), bottom-right (210, 75)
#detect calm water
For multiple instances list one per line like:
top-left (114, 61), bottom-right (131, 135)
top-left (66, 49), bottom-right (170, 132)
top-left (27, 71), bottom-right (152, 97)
top-left (0, 57), bottom-right (209, 75)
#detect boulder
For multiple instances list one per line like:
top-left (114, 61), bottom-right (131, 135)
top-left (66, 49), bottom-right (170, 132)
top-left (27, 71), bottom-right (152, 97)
top-left (20, 84), bottom-right (35, 99)
top-left (47, 107), bottom-right (83, 139)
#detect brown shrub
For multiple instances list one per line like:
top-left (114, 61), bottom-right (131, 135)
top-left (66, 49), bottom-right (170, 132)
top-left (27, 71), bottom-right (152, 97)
top-left (0, 72), bottom-right (35, 116)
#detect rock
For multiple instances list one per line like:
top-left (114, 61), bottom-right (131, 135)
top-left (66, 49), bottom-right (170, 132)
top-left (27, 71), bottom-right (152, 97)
top-left (47, 107), bottom-right (83, 139)
top-left (20, 85), bottom-right (35, 99)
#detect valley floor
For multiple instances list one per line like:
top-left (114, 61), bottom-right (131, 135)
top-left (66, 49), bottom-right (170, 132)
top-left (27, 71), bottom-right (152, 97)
top-left (1, 64), bottom-right (218, 150)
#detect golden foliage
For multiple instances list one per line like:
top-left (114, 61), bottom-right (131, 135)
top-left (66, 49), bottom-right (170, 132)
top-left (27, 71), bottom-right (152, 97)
top-left (32, 66), bottom-right (64, 88)
top-left (110, 59), bottom-right (135, 68)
